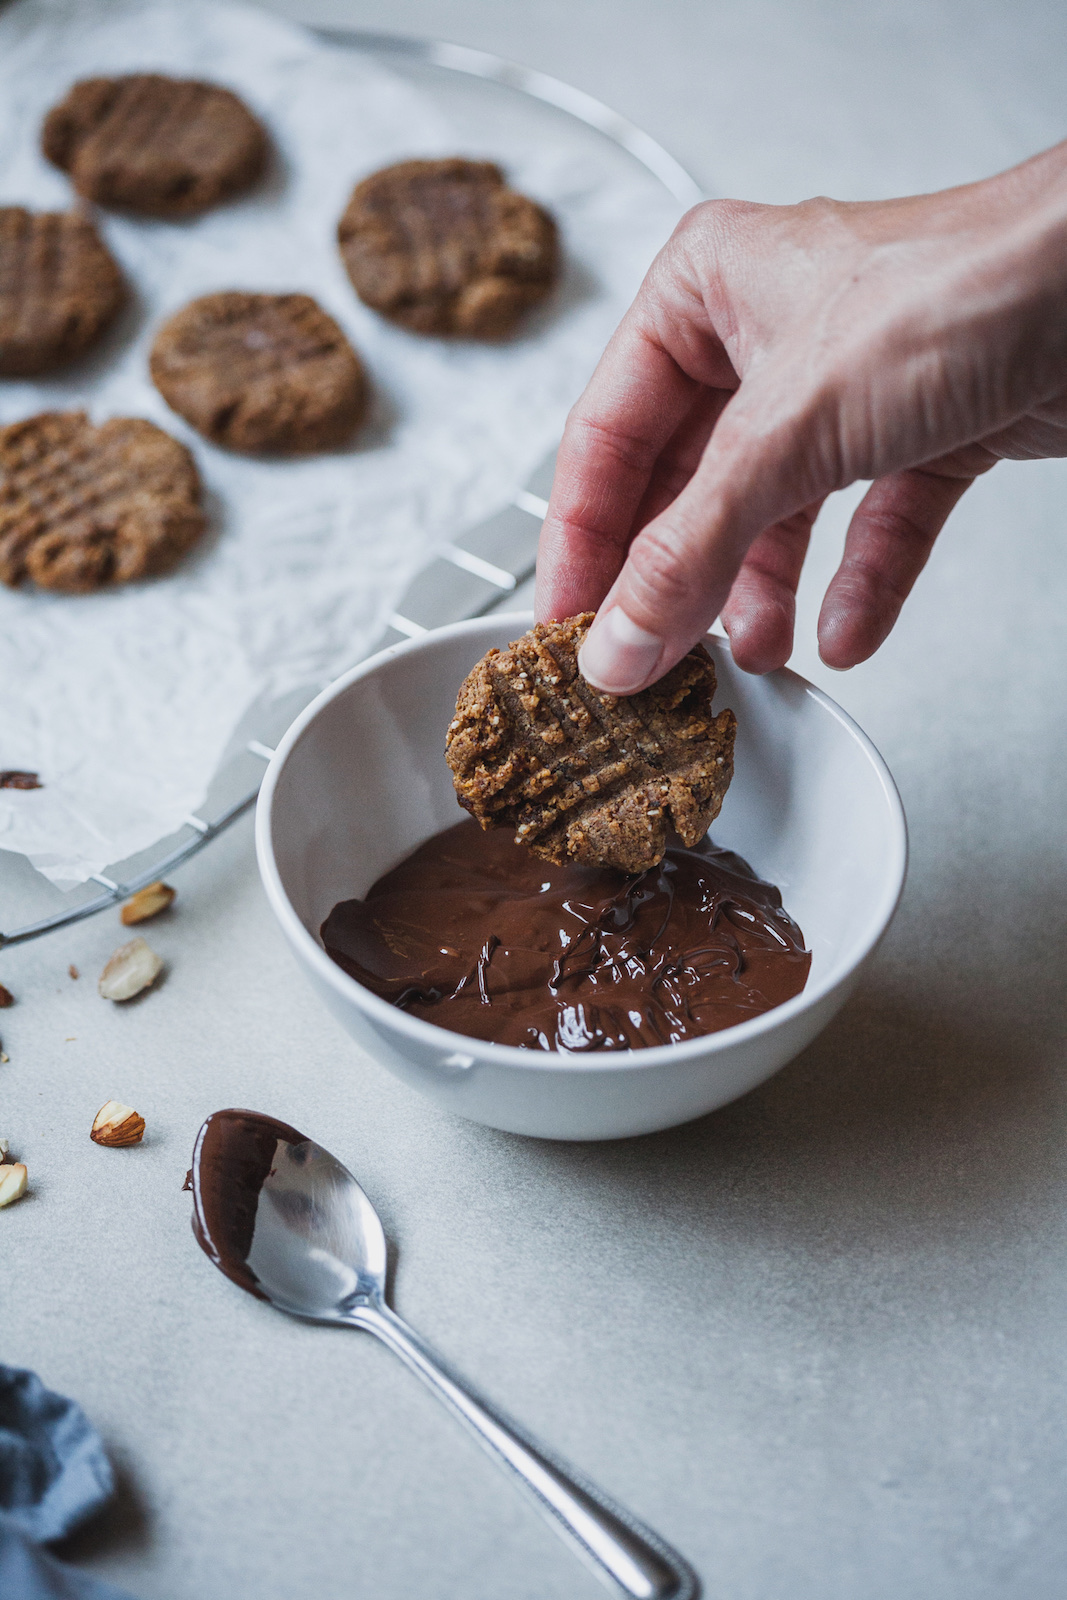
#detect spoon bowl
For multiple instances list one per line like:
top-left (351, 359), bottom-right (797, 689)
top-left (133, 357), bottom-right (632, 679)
top-left (249, 1137), bottom-right (384, 1319)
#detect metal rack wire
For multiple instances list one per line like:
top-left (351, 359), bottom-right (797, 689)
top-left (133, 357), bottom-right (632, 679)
top-left (0, 483), bottom-right (548, 948)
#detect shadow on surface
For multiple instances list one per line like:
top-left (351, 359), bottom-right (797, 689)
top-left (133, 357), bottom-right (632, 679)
top-left (513, 252), bottom-right (598, 344)
top-left (51, 1452), bottom-right (152, 1566)
top-left (491, 935), bottom-right (1067, 1254)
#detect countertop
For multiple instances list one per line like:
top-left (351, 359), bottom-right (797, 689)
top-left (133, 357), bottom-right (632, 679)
top-left (4, 2), bottom-right (1067, 1597)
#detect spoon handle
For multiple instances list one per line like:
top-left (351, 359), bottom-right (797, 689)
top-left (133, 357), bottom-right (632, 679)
top-left (351, 1301), bottom-right (698, 1600)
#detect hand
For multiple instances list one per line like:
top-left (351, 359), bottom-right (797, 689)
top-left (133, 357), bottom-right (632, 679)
top-left (535, 142), bottom-right (1067, 691)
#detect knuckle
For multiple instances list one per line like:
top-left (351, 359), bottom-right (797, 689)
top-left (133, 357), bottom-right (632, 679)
top-left (851, 506), bottom-right (941, 597)
top-left (742, 552), bottom-right (796, 600)
top-left (565, 409), bottom-right (658, 478)
top-left (837, 553), bottom-right (906, 614)
top-left (795, 194), bottom-right (847, 233)
top-left (671, 196), bottom-right (762, 262)
top-left (625, 524), bottom-right (701, 611)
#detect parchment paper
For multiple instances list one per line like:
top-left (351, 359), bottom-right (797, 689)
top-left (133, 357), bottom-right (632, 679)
top-left (0, 0), bottom-right (683, 885)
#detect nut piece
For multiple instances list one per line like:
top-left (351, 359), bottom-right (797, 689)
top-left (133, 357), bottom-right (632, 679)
top-left (120, 880), bottom-right (176, 925)
top-left (0, 1162), bottom-right (27, 1207)
top-left (0, 982), bottom-right (13, 1007)
top-left (68, 964), bottom-right (79, 980)
top-left (98, 936), bottom-right (163, 1001)
top-left (90, 1100), bottom-right (145, 1147)
top-left (0, 1137), bottom-right (8, 1158)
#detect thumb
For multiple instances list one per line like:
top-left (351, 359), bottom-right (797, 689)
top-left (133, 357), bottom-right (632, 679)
top-left (577, 387), bottom-right (829, 693)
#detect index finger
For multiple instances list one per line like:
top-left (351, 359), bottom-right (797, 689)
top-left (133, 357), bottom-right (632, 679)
top-left (534, 317), bottom-right (699, 623)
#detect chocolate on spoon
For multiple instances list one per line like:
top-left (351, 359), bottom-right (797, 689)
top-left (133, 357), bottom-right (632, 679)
top-left (188, 1109), bottom-right (698, 1600)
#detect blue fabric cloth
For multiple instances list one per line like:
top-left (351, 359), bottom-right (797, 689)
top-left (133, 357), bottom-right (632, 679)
top-left (0, 1366), bottom-right (134, 1600)
top-left (0, 1534), bottom-right (134, 1600)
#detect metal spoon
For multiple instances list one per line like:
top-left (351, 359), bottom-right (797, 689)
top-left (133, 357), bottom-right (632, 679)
top-left (188, 1109), bottom-right (699, 1600)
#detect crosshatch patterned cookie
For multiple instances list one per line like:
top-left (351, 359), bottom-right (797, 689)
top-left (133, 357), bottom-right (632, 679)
top-left (337, 158), bottom-right (559, 338)
top-left (0, 411), bottom-right (205, 593)
top-left (446, 613), bottom-right (737, 874)
top-left (41, 74), bottom-right (268, 218)
top-left (0, 207), bottom-right (125, 376)
top-left (149, 292), bottom-right (367, 453)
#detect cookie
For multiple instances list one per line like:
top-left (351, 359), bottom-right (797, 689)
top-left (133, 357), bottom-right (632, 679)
top-left (0, 411), bottom-right (205, 593)
top-left (42, 74), bottom-right (267, 218)
top-left (149, 292), bottom-right (367, 453)
top-left (337, 158), bottom-right (559, 337)
top-left (446, 614), bottom-right (737, 874)
top-left (0, 207), bottom-right (125, 377)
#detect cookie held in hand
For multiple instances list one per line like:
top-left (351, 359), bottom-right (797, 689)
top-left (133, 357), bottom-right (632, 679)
top-left (0, 207), bottom-right (125, 377)
top-left (338, 158), bottom-right (559, 338)
top-left (0, 411), bottom-right (205, 593)
top-left (446, 613), bottom-right (737, 874)
top-left (150, 292), bottom-right (367, 454)
top-left (42, 74), bottom-right (268, 218)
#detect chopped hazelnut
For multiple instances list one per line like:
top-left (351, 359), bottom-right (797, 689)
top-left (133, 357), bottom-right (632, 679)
top-left (120, 881), bottom-right (176, 926)
top-left (98, 937), bottom-right (163, 1002)
top-left (0, 1163), bottom-right (27, 1207)
top-left (90, 1101), bottom-right (146, 1147)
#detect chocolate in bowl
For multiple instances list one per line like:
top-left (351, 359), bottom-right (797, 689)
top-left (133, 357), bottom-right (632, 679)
top-left (321, 819), bottom-right (810, 1053)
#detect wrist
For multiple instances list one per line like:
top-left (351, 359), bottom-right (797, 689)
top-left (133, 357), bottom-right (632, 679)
top-left (943, 142), bottom-right (1067, 401)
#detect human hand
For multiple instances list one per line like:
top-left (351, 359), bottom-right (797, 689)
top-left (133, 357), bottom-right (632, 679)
top-left (535, 142), bottom-right (1067, 691)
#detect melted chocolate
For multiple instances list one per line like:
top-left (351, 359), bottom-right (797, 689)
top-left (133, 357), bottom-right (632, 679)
top-left (189, 1108), bottom-right (307, 1298)
top-left (321, 820), bottom-right (810, 1053)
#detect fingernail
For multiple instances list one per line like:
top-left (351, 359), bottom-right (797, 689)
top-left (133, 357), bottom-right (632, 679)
top-left (578, 607), bottom-right (664, 693)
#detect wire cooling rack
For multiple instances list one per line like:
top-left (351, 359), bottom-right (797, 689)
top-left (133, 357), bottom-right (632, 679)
top-left (0, 478), bottom-right (551, 948)
top-left (0, 28), bottom-right (702, 950)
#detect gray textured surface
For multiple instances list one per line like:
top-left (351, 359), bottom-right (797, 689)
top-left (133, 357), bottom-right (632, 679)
top-left (4, 2), bottom-right (1067, 1597)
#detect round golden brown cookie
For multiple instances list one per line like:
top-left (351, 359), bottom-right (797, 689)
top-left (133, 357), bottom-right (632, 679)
top-left (41, 74), bottom-right (268, 219)
top-left (446, 613), bottom-right (737, 874)
top-left (0, 411), bottom-right (205, 593)
top-left (150, 292), bottom-right (367, 454)
top-left (0, 207), bottom-right (125, 377)
top-left (337, 158), bottom-right (559, 338)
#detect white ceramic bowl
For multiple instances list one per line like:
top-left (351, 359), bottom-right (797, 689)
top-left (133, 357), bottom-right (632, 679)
top-left (256, 614), bottom-right (906, 1141)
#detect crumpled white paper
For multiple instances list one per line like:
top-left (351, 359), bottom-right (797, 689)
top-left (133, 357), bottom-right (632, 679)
top-left (0, 0), bottom-right (684, 885)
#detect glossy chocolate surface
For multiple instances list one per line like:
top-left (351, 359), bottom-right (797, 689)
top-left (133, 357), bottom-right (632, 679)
top-left (189, 1108), bottom-right (307, 1298)
top-left (321, 819), bottom-right (810, 1053)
